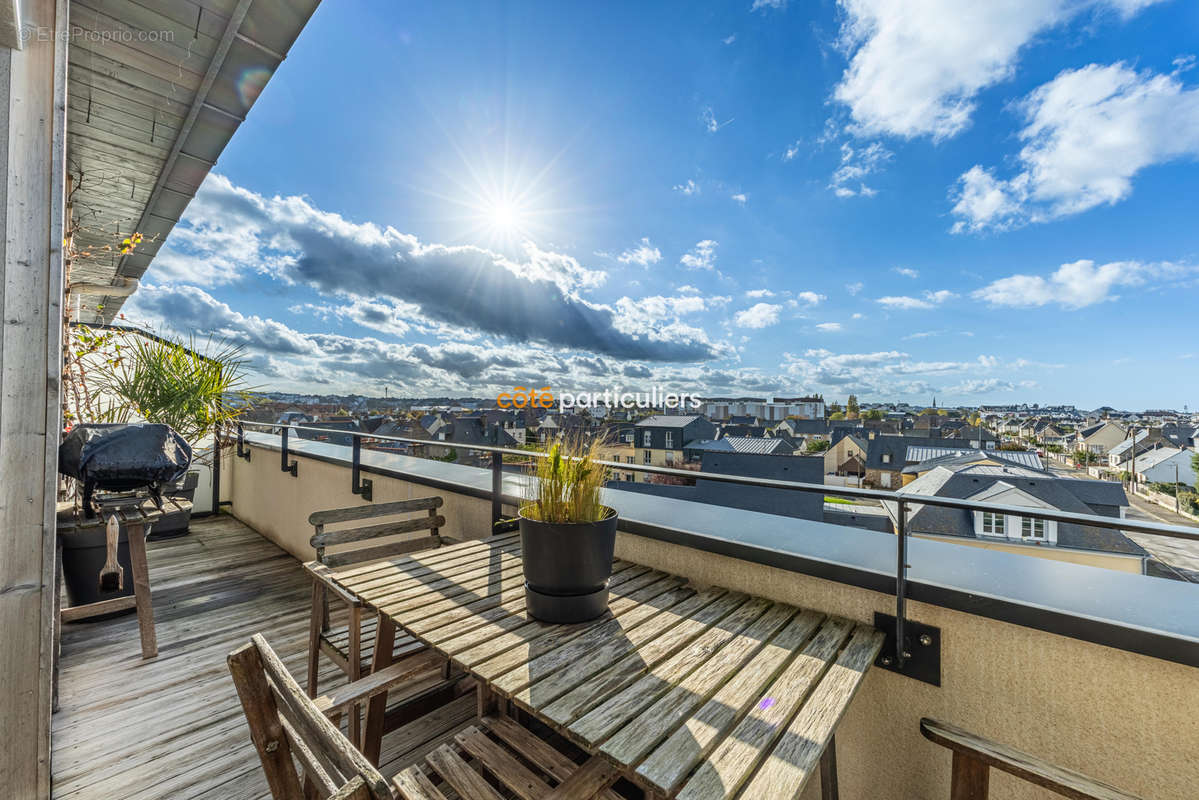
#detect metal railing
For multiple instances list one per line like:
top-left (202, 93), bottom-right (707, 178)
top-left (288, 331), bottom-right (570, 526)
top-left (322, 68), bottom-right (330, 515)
top-left (234, 420), bottom-right (1199, 673)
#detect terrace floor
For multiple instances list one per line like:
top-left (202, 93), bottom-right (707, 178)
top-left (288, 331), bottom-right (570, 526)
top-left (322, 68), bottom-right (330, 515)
top-left (52, 514), bottom-right (475, 799)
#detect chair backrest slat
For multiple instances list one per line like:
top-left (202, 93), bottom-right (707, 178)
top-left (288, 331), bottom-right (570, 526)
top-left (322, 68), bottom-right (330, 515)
top-left (229, 634), bottom-right (396, 799)
top-left (309, 497), bottom-right (442, 527)
top-left (309, 496), bottom-right (446, 565)
top-left (278, 716), bottom-right (340, 796)
top-left (312, 515), bottom-right (446, 549)
top-left (321, 536), bottom-right (442, 569)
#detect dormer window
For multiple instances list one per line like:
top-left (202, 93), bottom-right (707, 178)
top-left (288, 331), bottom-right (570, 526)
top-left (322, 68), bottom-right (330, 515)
top-left (881, 453), bottom-right (891, 464)
top-left (981, 512), bottom-right (1005, 535)
top-left (642, 431), bottom-right (652, 447)
top-left (1021, 517), bottom-right (1046, 539)
top-left (664, 432), bottom-right (673, 449)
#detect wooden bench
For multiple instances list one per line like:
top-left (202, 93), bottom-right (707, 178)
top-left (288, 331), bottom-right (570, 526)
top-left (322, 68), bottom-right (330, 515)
top-left (229, 634), bottom-right (620, 800)
top-left (921, 718), bottom-right (1144, 800)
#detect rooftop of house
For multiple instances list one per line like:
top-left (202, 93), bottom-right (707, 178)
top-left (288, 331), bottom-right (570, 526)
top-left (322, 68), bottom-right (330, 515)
top-left (636, 414), bottom-right (704, 428)
top-left (896, 464), bottom-right (1144, 556)
top-left (686, 436), bottom-right (794, 455)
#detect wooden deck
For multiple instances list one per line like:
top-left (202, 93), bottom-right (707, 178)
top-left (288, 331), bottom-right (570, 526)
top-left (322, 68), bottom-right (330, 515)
top-left (52, 514), bottom-right (475, 800)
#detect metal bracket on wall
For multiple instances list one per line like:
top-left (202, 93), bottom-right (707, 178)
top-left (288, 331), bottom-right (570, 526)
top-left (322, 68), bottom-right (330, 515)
top-left (279, 427), bottom-right (298, 477)
top-left (236, 423), bottom-right (251, 462)
top-left (350, 437), bottom-right (373, 501)
top-left (873, 612), bottom-right (941, 686)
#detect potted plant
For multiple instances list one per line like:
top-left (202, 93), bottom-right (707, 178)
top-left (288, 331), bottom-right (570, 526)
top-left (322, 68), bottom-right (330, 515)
top-left (519, 437), bottom-right (617, 623)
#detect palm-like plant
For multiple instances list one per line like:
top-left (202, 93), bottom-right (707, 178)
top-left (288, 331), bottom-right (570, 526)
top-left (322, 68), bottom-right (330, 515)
top-left (522, 436), bottom-right (611, 524)
top-left (72, 326), bottom-right (254, 451)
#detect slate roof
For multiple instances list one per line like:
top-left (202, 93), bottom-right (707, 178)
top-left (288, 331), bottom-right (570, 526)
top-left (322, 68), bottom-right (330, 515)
top-left (637, 415), bottom-right (704, 428)
top-left (863, 435), bottom-right (949, 470)
top-left (897, 465), bottom-right (1143, 556)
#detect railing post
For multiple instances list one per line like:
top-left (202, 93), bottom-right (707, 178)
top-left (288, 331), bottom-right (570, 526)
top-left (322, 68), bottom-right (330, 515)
top-left (280, 427), bottom-right (297, 477)
top-left (236, 422), bottom-right (251, 462)
top-left (351, 436), bottom-right (373, 501)
top-left (491, 450), bottom-right (503, 526)
top-left (895, 498), bottom-right (908, 668)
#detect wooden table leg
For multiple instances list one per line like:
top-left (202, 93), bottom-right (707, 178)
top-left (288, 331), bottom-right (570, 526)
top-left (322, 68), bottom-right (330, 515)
top-left (819, 734), bottom-right (839, 800)
top-left (950, 751), bottom-right (990, 800)
top-left (362, 613), bottom-right (395, 766)
top-left (126, 521), bottom-right (157, 659)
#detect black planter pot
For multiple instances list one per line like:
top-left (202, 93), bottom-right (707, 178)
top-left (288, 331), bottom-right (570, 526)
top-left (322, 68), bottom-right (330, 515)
top-left (519, 507), bottom-right (618, 623)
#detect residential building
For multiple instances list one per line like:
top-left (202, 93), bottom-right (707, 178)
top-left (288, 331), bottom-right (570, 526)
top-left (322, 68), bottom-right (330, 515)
top-left (890, 463), bottom-right (1146, 574)
top-left (1075, 421), bottom-right (1128, 456)
top-left (633, 414), bottom-right (717, 480)
top-left (824, 433), bottom-right (867, 477)
top-left (1131, 447), bottom-right (1196, 486)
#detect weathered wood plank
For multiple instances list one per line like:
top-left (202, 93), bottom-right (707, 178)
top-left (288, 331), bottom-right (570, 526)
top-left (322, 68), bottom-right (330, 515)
top-left (314, 516), bottom-right (446, 549)
top-left (322, 537), bottom-right (444, 569)
top-left (392, 764), bottom-right (449, 800)
top-left (424, 743), bottom-right (504, 800)
top-left (482, 582), bottom-right (701, 693)
top-left (539, 591), bottom-right (748, 727)
top-left (673, 617), bottom-right (855, 800)
top-left (454, 574), bottom-right (686, 671)
top-left (455, 725), bottom-right (552, 800)
top-left (635, 609), bottom-right (826, 793)
top-left (570, 597), bottom-right (774, 747)
top-left (600, 604), bottom-right (801, 767)
top-left (737, 625), bottom-right (884, 799)
top-left (412, 563), bottom-right (652, 642)
top-left (310, 497), bottom-right (443, 526)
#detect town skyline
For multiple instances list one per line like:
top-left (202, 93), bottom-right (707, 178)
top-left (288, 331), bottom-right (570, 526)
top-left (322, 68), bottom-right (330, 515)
top-left (119, 0), bottom-right (1199, 409)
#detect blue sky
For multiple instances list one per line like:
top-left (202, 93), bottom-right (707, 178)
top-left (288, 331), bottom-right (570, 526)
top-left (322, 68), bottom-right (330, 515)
top-left (127, 0), bottom-right (1199, 409)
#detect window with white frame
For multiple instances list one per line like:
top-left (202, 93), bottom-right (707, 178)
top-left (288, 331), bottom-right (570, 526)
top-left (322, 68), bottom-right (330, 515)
top-left (642, 450), bottom-right (651, 464)
top-left (882, 453), bottom-right (891, 464)
top-left (1021, 516), bottom-right (1046, 539)
top-left (981, 512), bottom-right (1005, 535)
top-left (642, 430), bottom-right (652, 447)
top-left (664, 431), bottom-right (673, 449)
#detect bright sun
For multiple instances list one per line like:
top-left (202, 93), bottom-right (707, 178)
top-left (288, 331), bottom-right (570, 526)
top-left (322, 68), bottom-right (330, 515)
top-left (488, 201), bottom-right (522, 232)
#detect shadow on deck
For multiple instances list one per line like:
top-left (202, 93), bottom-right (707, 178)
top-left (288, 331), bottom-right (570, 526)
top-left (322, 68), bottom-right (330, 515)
top-left (52, 514), bottom-right (475, 800)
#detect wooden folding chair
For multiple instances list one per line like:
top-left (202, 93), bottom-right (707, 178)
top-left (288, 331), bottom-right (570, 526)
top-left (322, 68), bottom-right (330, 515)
top-left (229, 634), bottom-right (621, 800)
top-left (306, 497), bottom-right (448, 742)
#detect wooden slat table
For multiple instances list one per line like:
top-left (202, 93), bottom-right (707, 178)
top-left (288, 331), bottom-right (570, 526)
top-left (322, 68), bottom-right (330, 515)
top-left (311, 532), bottom-right (884, 800)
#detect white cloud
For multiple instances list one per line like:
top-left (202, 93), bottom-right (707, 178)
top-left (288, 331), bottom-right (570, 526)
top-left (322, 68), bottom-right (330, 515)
top-left (845, 281), bottom-right (863, 295)
top-left (673, 179), bottom-right (700, 195)
top-left (723, 34), bottom-right (737, 45)
top-left (893, 267), bottom-right (919, 278)
top-left (617, 237), bottom-right (663, 267)
top-left (816, 322), bottom-right (843, 332)
top-left (677, 284), bottom-right (701, 294)
top-left (783, 140), bottom-right (802, 161)
top-left (751, 0), bottom-right (786, 10)
top-left (877, 290), bottom-right (957, 310)
top-left (833, 0), bottom-right (1164, 141)
top-left (951, 62), bottom-right (1199, 232)
top-left (137, 175), bottom-right (718, 364)
top-left (829, 141), bottom-right (891, 197)
top-left (734, 302), bottom-right (782, 329)
top-left (680, 239), bottom-right (718, 270)
top-left (746, 289), bottom-right (776, 298)
top-left (793, 291), bottom-right (827, 306)
top-left (971, 259), bottom-right (1193, 309)
top-left (731, 192), bottom-right (748, 205)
